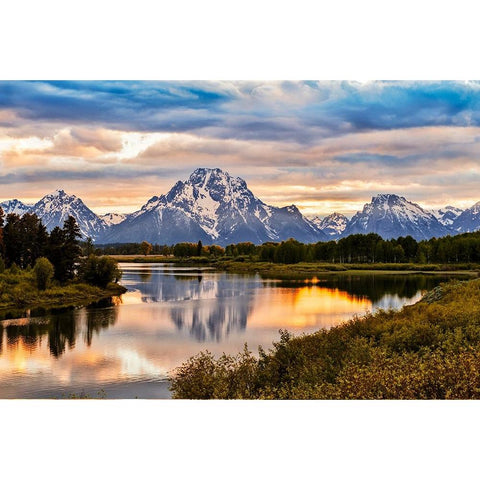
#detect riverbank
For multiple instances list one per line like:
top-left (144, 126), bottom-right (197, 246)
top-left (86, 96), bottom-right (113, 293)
top-left (0, 270), bottom-right (127, 315)
top-left (213, 260), bottom-right (480, 279)
top-left (170, 277), bottom-right (480, 399)
top-left (108, 254), bottom-right (480, 278)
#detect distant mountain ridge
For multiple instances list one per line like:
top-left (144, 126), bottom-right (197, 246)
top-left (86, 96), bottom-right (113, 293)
top-left (2, 169), bottom-right (480, 243)
top-left (1, 190), bottom-right (107, 239)
top-left (0, 199), bottom-right (31, 216)
top-left (452, 202), bottom-right (480, 233)
top-left (100, 212), bottom-right (127, 226)
top-left (431, 206), bottom-right (463, 227)
top-left (311, 212), bottom-right (348, 239)
top-left (342, 194), bottom-right (448, 241)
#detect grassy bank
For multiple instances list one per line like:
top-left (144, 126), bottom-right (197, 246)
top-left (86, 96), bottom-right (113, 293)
top-left (170, 278), bottom-right (480, 399)
top-left (0, 269), bottom-right (126, 313)
top-left (214, 260), bottom-right (480, 279)
top-left (108, 254), bottom-right (480, 279)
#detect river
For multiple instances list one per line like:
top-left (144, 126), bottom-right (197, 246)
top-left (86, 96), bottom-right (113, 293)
top-left (0, 263), bottom-right (465, 398)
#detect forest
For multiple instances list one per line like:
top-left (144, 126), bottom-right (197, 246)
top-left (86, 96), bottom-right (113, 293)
top-left (95, 231), bottom-right (480, 265)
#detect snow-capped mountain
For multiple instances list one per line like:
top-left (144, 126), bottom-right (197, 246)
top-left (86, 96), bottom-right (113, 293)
top-left (100, 212), bottom-right (128, 226)
top-left (0, 199), bottom-right (31, 216)
top-left (30, 189), bottom-right (106, 239)
top-left (342, 194), bottom-right (448, 240)
top-left (451, 201), bottom-right (480, 233)
top-left (312, 212), bottom-right (348, 239)
top-left (431, 206), bottom-right (463, 227)
top-left (101, 168), bottom-right (327, 245)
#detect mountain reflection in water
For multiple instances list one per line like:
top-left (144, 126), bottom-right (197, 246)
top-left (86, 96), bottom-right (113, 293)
top-left (0, 263), bottom-right (465, 398)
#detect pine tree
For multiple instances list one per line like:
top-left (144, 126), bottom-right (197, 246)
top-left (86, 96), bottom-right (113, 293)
top-left (0, 206), bottom-right (4, 258)
top-left (36, 222), bottom-right (49, 259)
top-left (62, 216), bottom-right (82, 281)
top-left (3, 213), bottom-right (22, 267)
top-left (19, 213), bottom-right (43, 268)
top-left (47, 226), bottom-right (66, 281)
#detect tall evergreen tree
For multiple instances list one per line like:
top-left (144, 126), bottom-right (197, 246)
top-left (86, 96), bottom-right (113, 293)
top-left (36, 222), bottom-right (49, 259)
top-left (47, 226), bottom-right (66, 281)
top-left (18, 213), bottom-right (44, 268)
top-left (62, 216), bottom-right (82, 281)
top-left (3, 213), bottom-right (22, 267)
top-left (0, 206), bottom-right (4, 259)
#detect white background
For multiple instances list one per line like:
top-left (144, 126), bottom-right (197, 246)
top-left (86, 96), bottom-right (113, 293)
top-left (1, 1), bottom-right (479, 479)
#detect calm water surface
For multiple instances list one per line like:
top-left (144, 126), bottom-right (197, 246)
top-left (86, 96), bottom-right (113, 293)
top-left (0, 263), bottom-right (465, 398)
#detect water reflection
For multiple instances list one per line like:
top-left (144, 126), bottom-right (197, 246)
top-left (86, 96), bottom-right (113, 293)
top-left (170, 296), bottom-right (251, 342)
top-left (121, 265), bottom-right (463, 341)
top-left (0, 263), bottom-right (466, 398)
top-left (2, 305), bottom-right (117, 359)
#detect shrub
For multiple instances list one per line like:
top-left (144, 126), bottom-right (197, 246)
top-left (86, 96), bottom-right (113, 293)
top-left (0, 258), bottom-right (5, 274)
top-left (80, 255), bottom-right (122, 288)
top-left (169, 278), bottom-right (480, 399)
top-left (33, 257), bottom-right (54, 290)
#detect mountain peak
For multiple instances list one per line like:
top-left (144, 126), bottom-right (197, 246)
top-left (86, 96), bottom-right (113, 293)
top-left (103, 167), bottom-right (325, 245)
top-left (189, 167), bottom-right (224, 183)
top-left (47, 189), bottom-right (74, 199)
top-left (32, 189), bottom-right (104, 238)
top-left (371, 193), bottom-right (406, 204)
top-left (188, 167), bottom-right (247, 190)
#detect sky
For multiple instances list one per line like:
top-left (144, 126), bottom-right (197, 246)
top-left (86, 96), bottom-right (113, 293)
top-left (0, 80), bottom-right (479, 217)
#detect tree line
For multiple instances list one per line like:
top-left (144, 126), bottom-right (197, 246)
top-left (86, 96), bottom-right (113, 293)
top-left (94, 230), bottom-right (480, 265)
top-left (258, 232), bottom-right (480, 264)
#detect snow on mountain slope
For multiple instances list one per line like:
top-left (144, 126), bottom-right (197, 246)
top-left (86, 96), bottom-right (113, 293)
top-left (431, 206), bottom-right (463, 227)
top-left (100, 212), bottom-right (127, 226)
top-left (0, 199), bottom-right (31, 216)
top-left (342, 194), bottom-right (448, 240)
top-left (312, 212), bottom-right (348, 238)
top-left (31, 189), bottom-right (106, 239)
top-left (101, 168), bottom-right (327, 245)
top-left (452, 201), bottom-right (480, 233)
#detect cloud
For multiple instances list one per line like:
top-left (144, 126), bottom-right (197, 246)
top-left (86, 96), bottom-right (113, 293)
top-left (1, 81), bottom-right (480, 215)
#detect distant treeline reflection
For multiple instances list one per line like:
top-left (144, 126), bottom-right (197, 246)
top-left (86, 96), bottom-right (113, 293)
top-left (133, 266), bottom-right (461, 305)
top-left (273, 274), bottom-right (467, 303)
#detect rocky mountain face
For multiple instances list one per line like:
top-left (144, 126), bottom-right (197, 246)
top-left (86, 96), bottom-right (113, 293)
top-left (452, 202), bottom-right (480, 233)
top-left (431, 206), bottom-right (463, 227)
top-left (311, 213), bottom-right (348, 239)
top-left (101, 168), bottom-right (326, 245)
top-left (342, 194), bottom-right (448, 240)
top-left (0, 199), bottom-right (31, 216)
top-left (30, 189), bottom-right (106, 239)
top-left (100, 212), bottom-right (127, 226)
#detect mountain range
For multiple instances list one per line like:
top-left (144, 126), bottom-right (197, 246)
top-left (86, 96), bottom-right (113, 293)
top-left (1, 167), bottom-right (480, 244)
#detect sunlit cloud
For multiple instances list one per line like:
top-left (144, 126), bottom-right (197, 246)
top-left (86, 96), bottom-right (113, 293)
top-left (1, 80), bottom-right (480, 216)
